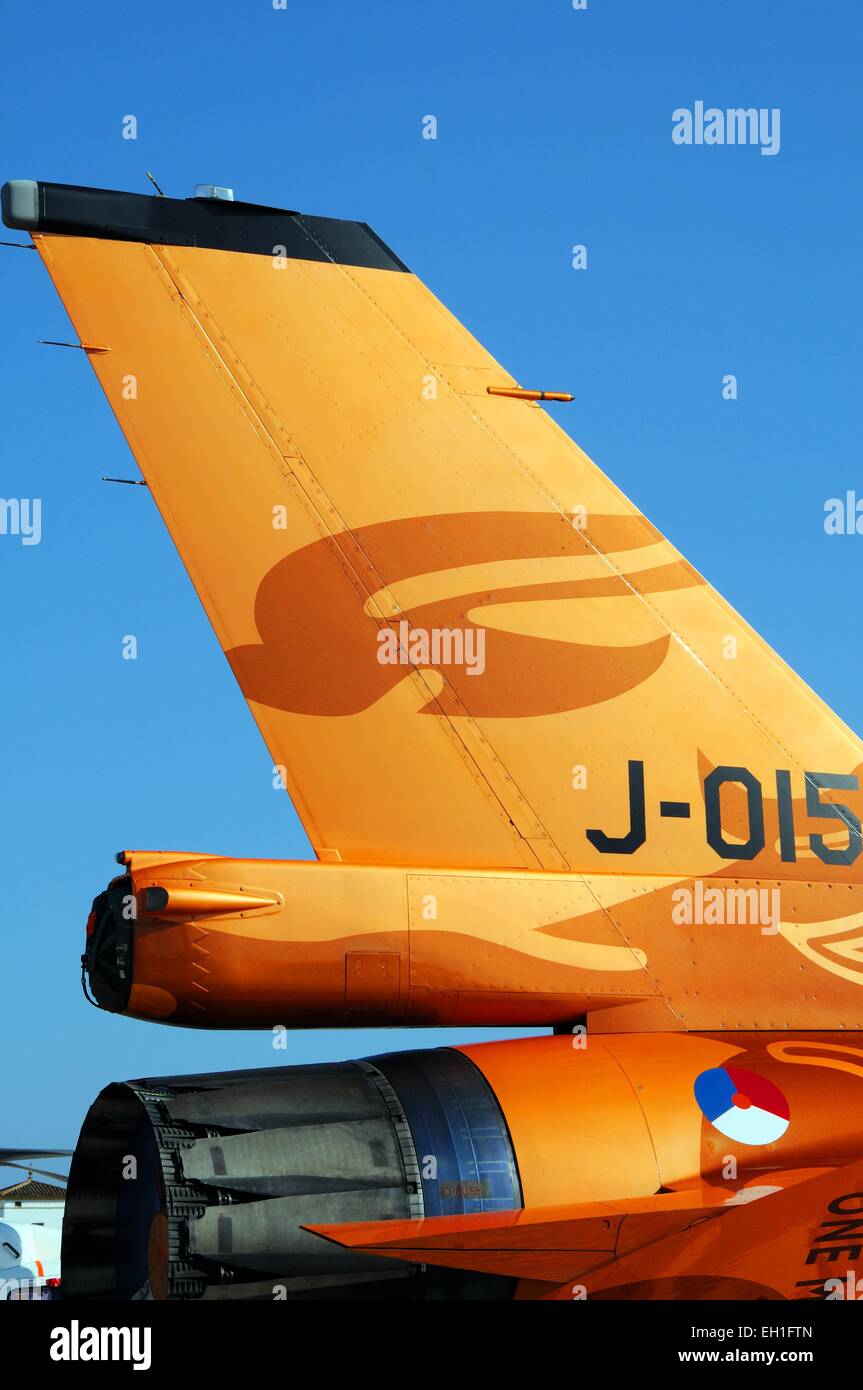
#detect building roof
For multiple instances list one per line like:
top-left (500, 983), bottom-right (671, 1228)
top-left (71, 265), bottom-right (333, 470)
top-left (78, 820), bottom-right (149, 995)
top-left (0, 1178), bottom-right (66, 1202)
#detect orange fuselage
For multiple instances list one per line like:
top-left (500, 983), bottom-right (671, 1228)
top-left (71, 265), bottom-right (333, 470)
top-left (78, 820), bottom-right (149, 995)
top-left (89, 850), bottom-right (863, 1032)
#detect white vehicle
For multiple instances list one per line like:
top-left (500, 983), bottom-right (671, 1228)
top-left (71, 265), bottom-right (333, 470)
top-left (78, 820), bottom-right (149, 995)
top-left (0, 1219), bottom-right (61, 1299)
top-left (0, 1147), bottom-right (70, 1300)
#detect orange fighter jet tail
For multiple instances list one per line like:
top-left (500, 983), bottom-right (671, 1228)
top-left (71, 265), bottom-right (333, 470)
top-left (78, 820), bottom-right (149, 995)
top-left (6, 178), bottom-right (863, 1032)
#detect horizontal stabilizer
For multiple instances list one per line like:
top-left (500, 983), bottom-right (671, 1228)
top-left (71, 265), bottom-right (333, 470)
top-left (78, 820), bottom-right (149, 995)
top-left (307, 1187), bottom-right (743, 1284)
top-left (306, 1167), bottom-right (839, 1291)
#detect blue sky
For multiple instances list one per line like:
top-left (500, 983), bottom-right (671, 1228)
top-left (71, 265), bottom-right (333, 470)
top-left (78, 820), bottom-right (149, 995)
top-left (2, 1), bottom-right (861, 1173)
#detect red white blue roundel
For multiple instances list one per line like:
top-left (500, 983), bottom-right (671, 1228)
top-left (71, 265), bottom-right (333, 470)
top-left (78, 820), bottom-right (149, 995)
top-left (694, 1066), bottom-right (790, 1145)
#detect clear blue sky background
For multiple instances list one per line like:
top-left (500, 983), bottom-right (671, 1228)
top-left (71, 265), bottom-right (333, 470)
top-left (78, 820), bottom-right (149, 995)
top-left (2, 1), bottom-right (861, 1176)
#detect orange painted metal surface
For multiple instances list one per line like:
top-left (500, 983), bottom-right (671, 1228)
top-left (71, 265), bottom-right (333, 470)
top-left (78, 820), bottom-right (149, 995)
top-left (462, 1033), bottom-right (863, 1201)
top-left (307, 1190), bottom-right (733, 1283)
top-left (102, 852), bottom-right (863, 1029)
top-left (32, 230), bottom-right (863, 893)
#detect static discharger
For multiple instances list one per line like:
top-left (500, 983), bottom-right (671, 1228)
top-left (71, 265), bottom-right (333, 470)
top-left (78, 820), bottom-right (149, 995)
top-left (38, 339), bottom-right (110, 353)
top-left (487, 386), bottom-right (574, 403)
